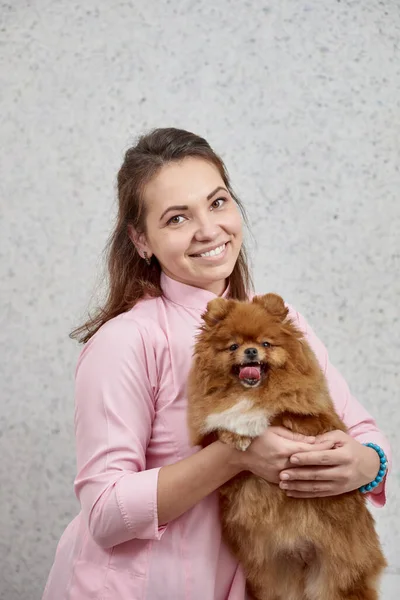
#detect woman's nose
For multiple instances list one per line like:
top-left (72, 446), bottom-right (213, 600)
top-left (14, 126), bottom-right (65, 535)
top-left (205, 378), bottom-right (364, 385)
top-left (193, 215), bottom-right (220, 241)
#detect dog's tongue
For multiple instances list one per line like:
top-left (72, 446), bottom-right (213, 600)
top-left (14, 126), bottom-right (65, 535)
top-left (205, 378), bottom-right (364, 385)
top-left (239, 365), bottom-right (261, 381)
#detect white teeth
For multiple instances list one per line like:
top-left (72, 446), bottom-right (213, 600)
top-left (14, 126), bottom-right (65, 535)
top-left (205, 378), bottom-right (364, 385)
top-left (199, 244), bottom-right (225, 258)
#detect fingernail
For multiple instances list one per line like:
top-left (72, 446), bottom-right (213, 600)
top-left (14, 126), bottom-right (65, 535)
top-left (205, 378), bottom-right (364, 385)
top-left (290, 456), bottom-right (299, 463)
top-left (308, 436), bottom-right (315, 442)
top-left (281, 473), bottom-right (289, 480)
top-left (280, 483), bottom-right (288, 489)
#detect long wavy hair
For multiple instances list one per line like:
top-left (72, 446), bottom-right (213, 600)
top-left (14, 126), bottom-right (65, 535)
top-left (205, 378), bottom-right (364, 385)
top-left (71, 127), bottom-right (254, 343)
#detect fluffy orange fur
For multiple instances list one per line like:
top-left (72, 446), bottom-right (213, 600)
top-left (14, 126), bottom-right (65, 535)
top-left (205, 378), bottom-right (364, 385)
top-left (187, 294), bottom-right (386, 600)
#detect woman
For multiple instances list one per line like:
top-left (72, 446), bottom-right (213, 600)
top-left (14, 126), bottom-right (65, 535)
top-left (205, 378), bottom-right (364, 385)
top-left (43, 128), bottom-right (390, 600)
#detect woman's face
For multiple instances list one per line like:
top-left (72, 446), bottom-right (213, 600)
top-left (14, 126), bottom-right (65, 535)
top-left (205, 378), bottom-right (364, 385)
top-left (134, 157), bottom-right (243, 295)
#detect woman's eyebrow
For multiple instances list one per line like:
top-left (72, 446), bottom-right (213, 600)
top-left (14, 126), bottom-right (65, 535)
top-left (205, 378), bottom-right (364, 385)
top-left (159, 186), bottom-right (228, 221)
top-left (206, 185), bottom-right (228, 200)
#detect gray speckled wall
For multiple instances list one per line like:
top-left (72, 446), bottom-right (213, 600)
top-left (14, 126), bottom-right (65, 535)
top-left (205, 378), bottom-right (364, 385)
top-left (1, 1), bottom-right (399, 598)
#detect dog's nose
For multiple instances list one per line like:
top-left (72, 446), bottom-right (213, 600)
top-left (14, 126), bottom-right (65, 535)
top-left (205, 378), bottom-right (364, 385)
top-left (244, 347), bottom-right (258, 358)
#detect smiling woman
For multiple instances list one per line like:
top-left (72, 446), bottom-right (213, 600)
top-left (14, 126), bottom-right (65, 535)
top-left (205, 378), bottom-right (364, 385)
top-left (42, 128), bottom-right (391, 600)
top-left (128, 158), bottom-right (243, 296)
top-left (70, 128), bottom-right (252, 344)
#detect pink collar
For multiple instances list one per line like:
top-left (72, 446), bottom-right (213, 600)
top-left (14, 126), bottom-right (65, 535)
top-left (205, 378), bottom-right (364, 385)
top-left (160, 271), bottom-right (230, 310)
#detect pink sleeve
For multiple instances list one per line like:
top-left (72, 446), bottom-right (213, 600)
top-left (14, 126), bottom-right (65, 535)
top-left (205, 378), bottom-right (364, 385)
top-left (289, 307), bottom-right (391, 508)
top-left (73, 317), bottom-right (167, 548)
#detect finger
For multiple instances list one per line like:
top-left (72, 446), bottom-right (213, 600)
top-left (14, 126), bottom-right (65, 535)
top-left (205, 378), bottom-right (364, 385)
top-left (290, 440), bottom-right (336, 454)
top-left (281, 481), bottom-right (334, 493)
top-left (285, 488), bottom-right (340, 498)
top-left (290, 447), bottom-right (347, 466)
top-left (280, 467), bottom-right (341, 482)
top-left (272, 427), bottom-right (316, 443)
top-left (314, 430), bottom-right (347, 445)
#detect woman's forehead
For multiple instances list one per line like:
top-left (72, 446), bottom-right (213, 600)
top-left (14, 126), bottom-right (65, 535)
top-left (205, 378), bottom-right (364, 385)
top-left (144, 157), bottom-right (225, 211)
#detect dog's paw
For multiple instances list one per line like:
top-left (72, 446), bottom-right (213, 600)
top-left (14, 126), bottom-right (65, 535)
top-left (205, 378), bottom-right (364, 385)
top-left (218, 430), bottom-right (253, 451)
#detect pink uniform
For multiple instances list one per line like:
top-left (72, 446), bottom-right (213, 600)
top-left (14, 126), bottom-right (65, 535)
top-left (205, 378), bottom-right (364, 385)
top-left (43, 273), bottom-right (391, 600)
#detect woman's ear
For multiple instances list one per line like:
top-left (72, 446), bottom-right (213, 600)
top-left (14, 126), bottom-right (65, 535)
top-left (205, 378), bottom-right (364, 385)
top-left (128, 224), bottom-right (151, 258)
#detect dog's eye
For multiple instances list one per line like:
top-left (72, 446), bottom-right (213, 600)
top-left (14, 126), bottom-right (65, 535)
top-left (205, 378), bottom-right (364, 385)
top-left (229, 344), bottom-right (239, 351)
top-left (262, 341), bottom-right (271, 348)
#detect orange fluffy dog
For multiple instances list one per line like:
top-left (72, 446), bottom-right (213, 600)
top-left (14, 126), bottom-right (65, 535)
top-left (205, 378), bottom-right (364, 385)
top-left (187, 294), bottom-right (386, 600)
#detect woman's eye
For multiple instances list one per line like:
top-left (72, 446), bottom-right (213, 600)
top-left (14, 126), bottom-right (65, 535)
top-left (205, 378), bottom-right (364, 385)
top-left (262, 341), bottom-right (271, 348)
top-left (229, 344), bottom-right (239, 351)
top-left (167, 199), bottom-right (226, 225)
top-left (211, 197), bottom-right (226, 209)
top-left (167, 215), bottom-right (185, 226)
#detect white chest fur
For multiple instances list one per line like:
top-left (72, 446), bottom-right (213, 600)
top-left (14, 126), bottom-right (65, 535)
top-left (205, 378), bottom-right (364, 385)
top-left (202, 399), bottom-right (269, 438)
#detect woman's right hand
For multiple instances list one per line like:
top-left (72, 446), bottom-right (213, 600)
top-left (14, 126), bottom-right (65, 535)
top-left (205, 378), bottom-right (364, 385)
top-left (239, 426), bottom-right (335, 484)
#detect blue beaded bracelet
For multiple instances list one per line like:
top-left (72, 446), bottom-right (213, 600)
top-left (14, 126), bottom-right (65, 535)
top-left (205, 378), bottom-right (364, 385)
top-left (359, 443), bottom-right (388, 494)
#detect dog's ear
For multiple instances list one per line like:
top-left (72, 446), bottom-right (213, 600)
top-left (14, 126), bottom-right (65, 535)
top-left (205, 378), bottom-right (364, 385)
top-left (252, 293), bottom-right (288, 321)
top-left (202, 298), bottom-right (235, 328)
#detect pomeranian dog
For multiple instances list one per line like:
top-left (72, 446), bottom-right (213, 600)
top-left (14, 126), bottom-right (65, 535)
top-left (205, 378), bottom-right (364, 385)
top-left (187, 293), bottom-right (386, 600)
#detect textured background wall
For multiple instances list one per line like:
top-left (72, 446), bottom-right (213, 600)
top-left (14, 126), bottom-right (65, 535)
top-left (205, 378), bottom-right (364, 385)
top-left (1, 1), bottom-right (399, 598)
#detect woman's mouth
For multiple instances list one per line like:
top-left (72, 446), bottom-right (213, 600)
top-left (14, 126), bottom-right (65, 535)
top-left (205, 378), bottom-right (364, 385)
top-left (190, 242), bottom-right (229, 260)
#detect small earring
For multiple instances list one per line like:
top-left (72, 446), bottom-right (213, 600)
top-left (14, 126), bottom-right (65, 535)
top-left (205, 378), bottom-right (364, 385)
top-left (143, 251), bottom-right (151, 266)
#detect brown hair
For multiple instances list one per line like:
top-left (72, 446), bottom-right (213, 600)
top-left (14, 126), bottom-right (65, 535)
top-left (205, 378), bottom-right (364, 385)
top-left (71, 127), bottom-right (254, 343)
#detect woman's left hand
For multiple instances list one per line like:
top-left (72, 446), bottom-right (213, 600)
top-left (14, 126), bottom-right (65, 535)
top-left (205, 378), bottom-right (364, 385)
top-left (278, 430), bottom-right (381, 498)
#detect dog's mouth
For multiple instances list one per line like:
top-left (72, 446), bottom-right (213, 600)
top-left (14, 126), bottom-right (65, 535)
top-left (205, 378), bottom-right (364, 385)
top-left (232, 361), bottom-right (268, 386)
